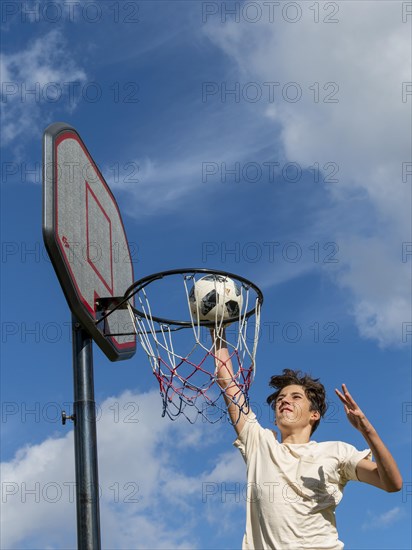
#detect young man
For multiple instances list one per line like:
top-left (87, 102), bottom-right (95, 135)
top-left (212, 332), bottom-right (402, 550)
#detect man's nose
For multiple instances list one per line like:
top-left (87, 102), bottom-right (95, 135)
top-left (279, 397), bottom-right (291, 406)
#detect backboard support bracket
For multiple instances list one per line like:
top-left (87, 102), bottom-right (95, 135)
top-left (95, 296), bottom-right (136, 337)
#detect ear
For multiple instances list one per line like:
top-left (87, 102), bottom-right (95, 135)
top-left (311, 410), bottom-right (320, 421)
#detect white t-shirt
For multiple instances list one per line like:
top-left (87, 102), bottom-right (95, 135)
top-left (234, 414), bottom-right (372, 550)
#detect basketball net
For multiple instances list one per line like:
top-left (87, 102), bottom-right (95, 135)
top-left (128, 273), bottom-right (261, 424)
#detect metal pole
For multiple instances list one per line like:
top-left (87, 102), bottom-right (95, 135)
top-left (72, 315), bottom-right (101, 550)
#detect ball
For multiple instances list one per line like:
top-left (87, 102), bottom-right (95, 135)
top-left (189, 275), bottom-right (243, 322)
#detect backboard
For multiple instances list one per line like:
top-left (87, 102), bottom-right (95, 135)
top-left (43, 122), bottom-right (136, 361)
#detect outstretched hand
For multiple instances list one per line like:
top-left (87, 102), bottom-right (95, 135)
top-left (335, 384), bottom-right (373, 434)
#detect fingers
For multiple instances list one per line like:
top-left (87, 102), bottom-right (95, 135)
top-left (335, 387), bottom-right (354, 415)
top-left (334, 388), bottom-right (347, 404)
top-left (341, 383), bottom-right (358, 408)
top-left (335, 384), bottom-right (356, 403)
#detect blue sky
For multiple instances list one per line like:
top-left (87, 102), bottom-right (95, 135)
top-left (1, 1), bottom-right (411, 548)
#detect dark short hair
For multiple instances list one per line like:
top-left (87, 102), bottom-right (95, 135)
top-left (266, 369), bottom-right (328, 435)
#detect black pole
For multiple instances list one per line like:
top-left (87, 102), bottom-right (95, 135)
top-left (72, 315), bottom-right (101, 550)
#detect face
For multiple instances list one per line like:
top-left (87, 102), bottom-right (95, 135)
top-left (275, 384), bottom-right (320, 433)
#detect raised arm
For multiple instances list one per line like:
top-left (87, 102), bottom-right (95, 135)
top-left (211, 329), bottom-right (251, 435)
top-left (335, 384), bottom-right (402, 492)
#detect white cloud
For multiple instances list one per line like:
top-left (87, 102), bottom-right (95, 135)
top-left (1, 389), bottom-right (245, 549)
top-left (0, 29), bottom-right (87, 149)
top-left (105, 110), bottom-right (276, 217)
top-left (361, 506), bottom-right (405, 531)
top-left (202, 1), bottom-right (412, 347)
top-left (332, 235), bottom-right (411, 347)
top-left (107, 156), bottom-right (204, 216)
top-left (1, 433), bottom-right (76, 548)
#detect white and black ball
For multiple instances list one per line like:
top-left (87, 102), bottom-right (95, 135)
top-left (189, 275), bottom-right (242, 322)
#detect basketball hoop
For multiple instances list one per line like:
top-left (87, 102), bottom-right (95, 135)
top-left (96, 268), bottom-right (263, 424)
